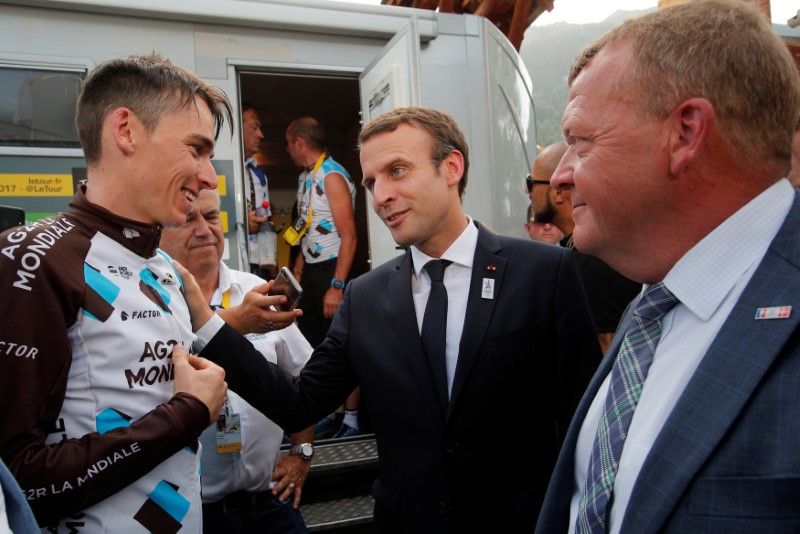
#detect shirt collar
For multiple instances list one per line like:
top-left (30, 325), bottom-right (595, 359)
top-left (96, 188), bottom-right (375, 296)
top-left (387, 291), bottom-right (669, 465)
top-left (210, 261), bottom-right (233, 307)
top-left (663, 179), bottom-right (794, 321)
top-left (410, 216), bottom-right (478, 278)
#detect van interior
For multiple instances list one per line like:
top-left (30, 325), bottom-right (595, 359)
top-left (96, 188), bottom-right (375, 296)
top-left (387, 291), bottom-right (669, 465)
top-left (239, 70), bottom-right (371, 279)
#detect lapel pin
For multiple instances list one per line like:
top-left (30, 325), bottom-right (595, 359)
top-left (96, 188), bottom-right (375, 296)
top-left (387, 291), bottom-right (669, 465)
top-left (487, 265), bottom-right (496, 271)
top-left (755, 306), bottom-right (791, 320)
top-left (481, 278), bottom-right (495, 300)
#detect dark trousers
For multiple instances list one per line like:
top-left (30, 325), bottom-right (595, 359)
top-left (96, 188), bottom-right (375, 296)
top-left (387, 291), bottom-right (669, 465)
top-left (250, 263), bottom-right (273, 281)
top-left (202, 492), bottom-right (308, 534)
top-left (297, 258), bottom-right (338, 348)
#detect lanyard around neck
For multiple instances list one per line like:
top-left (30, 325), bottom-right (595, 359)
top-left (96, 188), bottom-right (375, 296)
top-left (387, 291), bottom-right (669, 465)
top-left (301, 152), bottom-right (328, 207)
top-left (211, 289), bottom-right (231, 312)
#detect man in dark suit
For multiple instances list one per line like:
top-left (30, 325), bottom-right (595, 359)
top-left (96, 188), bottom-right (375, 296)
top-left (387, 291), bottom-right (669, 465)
top-left (188, 107), bottom-right (601, 532)
top-left (536, 1), bottom-right (800, 532)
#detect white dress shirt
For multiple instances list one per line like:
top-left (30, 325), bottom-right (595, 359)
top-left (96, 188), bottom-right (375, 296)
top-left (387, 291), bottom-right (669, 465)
top-left (410, 217), bottom-right (478, 397)
top-left (198, 263), bottom-right (312, 502)
top-left (569, 179), bottom-right (795, 533)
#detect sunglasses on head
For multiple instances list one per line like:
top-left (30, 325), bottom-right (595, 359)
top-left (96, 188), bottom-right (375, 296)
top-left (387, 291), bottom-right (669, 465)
top-left (525, 174), bottom-right (550, 192)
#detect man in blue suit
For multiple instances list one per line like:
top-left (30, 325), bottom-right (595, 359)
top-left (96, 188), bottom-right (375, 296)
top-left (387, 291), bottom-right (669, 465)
top-left (186, 106), bottom-right (602, 532)
top-left (536, 1), bottom-right (800, 532)
top-left (0, 457), bottom-right (38, 533)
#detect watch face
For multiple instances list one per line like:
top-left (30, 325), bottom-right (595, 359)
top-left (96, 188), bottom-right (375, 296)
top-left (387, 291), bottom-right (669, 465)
top-left (298, 443), bottom-right (313, 458)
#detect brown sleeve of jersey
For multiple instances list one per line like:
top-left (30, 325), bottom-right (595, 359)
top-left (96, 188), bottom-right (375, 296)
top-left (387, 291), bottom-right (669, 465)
top-left (7, 394), bottom-right (209, 527)
top-left (0, 221), bottom-right (210, 526)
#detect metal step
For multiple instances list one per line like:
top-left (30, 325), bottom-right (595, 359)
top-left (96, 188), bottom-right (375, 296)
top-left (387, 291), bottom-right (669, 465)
top-left (302, 494), bottom-right (374, 532)
top-left (307, 436), bottom-right (378, 474)
top-left (283, 436), bottom-right (379, 531)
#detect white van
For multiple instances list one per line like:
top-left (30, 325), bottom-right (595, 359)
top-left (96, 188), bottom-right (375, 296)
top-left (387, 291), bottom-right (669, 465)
top-left (0, 0), bottom-right (537, 274)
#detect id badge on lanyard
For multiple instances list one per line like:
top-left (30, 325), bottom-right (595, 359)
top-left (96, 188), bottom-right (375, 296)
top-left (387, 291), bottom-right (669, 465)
top-left (284, 153), bottom-right (326, 246)
top-left (215, 399), bottom-right (242, 454)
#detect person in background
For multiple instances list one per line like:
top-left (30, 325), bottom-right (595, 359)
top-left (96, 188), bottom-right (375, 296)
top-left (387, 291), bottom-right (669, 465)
top-left (196, 106), bottom-right (602, 532)
top-left (242, 103), bottom-right (277, 279)
top-left (530, 141), bottom-right (640, 354)
top-left (525, 202), bottom-right (563, 244)
top-left (160, 189), bottom-right (314, 533)
top-left (537, 2), bottom-right (800, 531)
top-left (285, 116), bottom-right (361, 439)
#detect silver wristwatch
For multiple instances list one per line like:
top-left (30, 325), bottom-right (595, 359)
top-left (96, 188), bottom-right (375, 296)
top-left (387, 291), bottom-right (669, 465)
top-left (289, 442), bottom-right (314, 461)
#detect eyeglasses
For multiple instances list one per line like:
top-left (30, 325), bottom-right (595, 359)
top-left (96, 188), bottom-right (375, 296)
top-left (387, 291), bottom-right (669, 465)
top-left (525, 174), bottom-right (550, 192)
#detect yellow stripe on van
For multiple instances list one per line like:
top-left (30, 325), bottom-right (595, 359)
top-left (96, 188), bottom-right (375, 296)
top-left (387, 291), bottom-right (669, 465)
top-left (0, 174), bottom-right (73, 196)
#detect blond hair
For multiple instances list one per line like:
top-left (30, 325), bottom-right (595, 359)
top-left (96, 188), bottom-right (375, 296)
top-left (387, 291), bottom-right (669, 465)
top-left (569, 0), bottom-right (800, 167)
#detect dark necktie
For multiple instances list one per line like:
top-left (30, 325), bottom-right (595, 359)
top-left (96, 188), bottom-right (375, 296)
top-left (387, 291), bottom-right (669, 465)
top-left (576, 282), bottom-right (679, 533)
top-left (421, 259), bottom-right (452, 411)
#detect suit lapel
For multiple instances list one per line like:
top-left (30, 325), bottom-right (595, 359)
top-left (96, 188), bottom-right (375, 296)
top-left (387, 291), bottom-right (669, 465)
top-left (621, 200), bottom-right (800, 531)
top-left (539, 307), bottom-right (629, 530)
top-left (448, 224), bottom-right (506, 417)
top-left (389, 251), bottom-right (447, 423)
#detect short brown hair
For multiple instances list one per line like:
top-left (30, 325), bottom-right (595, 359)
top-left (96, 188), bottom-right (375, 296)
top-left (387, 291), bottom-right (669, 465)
top-left (569, 0), bottom-right (800, 169)
top-left (76, 53), bottom-right (233, 165)
top-left (358, 107), bottom-right (470, 199)
top-left (286, 117), bottom-right (326, 152)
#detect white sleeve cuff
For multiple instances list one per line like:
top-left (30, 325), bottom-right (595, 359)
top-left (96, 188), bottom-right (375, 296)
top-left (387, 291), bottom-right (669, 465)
top-left (193, 313), bottom-right (225, 353)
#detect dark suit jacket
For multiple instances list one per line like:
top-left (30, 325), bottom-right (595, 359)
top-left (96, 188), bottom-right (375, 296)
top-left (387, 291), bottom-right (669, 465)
top-left (205, 221), bottom-right (601, 533)
top-left (570, 249), bottom-right (641, 334)
top-left (536, 195), bottom-right (800, 533)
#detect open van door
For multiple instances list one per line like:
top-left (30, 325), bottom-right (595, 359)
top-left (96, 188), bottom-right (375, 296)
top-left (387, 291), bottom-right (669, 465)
top-left (358, 18), bottom-right (422, 270)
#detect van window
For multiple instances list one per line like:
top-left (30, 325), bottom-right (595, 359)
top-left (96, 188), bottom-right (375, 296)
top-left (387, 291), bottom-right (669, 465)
top-left (0, 66), bottom-right (85, 148)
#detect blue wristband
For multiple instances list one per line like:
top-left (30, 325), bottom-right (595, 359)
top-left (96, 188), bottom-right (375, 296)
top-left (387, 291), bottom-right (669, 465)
top-left (331, 278), bottom-right (345, 289)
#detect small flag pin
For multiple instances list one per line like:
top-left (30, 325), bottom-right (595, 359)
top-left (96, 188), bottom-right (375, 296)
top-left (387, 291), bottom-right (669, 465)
top-left (487, 265), bottom-right (496, 271)
top-left (755, 306), bottom-right (792, 320)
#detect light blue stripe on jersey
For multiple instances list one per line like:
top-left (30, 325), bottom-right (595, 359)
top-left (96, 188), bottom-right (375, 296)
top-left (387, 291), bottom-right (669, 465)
top-left (148, 480), bottom-right (191, 523)
top-left (156, 249), bottom-right (185, 290)
top-left (84, 263), bottom-right (120, 305)
top-left (96, 407), bottom-right (131, 434)
top-left (140, 268), bottom-right (172, 306)
top-left (321, 158), bottom-right (351, 180)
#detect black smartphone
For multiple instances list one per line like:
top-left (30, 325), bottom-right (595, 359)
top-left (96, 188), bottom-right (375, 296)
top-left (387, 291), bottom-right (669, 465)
top-left (269, 266), bottom-right (303, 311)
top-left (0, 205), bottom-right (25, 233)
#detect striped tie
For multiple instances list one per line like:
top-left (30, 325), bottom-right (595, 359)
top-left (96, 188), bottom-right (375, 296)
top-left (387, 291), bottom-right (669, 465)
top-left (576, 282), bottom-right (679, 533)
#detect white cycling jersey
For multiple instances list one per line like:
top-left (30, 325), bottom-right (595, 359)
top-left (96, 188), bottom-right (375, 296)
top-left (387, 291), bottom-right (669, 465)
top-left (0, 187), bottom-right (211, 533)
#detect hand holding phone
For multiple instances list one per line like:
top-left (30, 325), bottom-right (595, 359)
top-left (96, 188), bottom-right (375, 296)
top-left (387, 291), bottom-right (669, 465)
top-left (269, 267), bottom-right (304, 312)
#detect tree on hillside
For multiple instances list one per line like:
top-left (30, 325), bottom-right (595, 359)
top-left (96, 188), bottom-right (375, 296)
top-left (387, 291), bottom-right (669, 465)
top-left (520, 9), bottom-right (654, 147)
